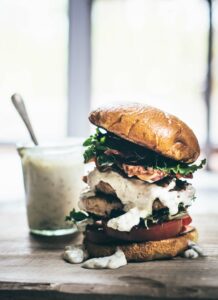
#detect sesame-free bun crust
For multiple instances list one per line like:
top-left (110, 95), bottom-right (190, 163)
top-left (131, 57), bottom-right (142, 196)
top-left (89, 104), bottom-right (200, 163)
top-left (85, 228), bottom-right (198, 262)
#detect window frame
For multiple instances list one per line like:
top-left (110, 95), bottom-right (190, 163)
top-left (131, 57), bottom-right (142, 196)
top-left (68, 0), bottom-right (214, 166)
top-left (67, 0), bottom-right (92, 137)
top-left (0, 0), bottom-right (215, 169)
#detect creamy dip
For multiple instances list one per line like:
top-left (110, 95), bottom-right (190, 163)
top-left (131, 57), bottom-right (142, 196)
top-left (108, 207), bottom-right (141, 232)
top-left (62, 246), bottom-right (127, 269)
top-left (63, 245), bottom-right (88, 264)
top-left (82, 248), bottom-right (127, 269)
top-left (183, 248), bottom-right (199, 259)
top-left (187, 241), bottom-right (207, 257)
top-left (86, 168), bottom-right (195, 232)
top-left (20, 146), bottom-right (84, 234)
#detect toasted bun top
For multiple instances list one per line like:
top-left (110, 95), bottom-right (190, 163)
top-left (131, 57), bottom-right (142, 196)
top-left (89, 103), bottom-right (200, 163)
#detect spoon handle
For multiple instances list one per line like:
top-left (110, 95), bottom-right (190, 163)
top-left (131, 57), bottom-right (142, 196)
top-left (11, 93), bottom-right (39, 145)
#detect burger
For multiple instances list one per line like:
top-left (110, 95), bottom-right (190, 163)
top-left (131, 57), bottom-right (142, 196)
top-left (67, 104), bottom-right (206, 262)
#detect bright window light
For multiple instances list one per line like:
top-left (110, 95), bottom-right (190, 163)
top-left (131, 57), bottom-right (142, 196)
top-left (91, 0), bottom-right (208, 145)
top-left (0, 0), bottom-right (68, 143)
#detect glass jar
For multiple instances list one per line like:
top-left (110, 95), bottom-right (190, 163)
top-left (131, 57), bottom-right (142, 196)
top-left (17, 143), bottom-right (84, 236)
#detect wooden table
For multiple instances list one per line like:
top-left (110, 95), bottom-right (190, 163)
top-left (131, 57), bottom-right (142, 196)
top-left (0, 200), bottom-right (218, 300)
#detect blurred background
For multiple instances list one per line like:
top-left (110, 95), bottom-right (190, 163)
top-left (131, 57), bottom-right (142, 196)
top-left (0, 0), bottom-right (217, 212)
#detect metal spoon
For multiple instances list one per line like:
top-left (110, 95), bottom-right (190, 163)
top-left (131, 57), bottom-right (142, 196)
top-left (11, 93), bottom-right (39, 145)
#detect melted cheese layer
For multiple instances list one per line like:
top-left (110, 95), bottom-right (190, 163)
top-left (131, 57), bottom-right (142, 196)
top-left (86, 168), bottom-right (195, 232)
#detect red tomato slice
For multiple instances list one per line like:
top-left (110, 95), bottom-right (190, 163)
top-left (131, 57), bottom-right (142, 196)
top-left (105, 215), bottom-right (191, 242)
top-left (85, 225), bottom-right (118, 245)
top-left (180, 225), bottom-right (195, 235)
top-left (182, 215), bottom-right (192, 226)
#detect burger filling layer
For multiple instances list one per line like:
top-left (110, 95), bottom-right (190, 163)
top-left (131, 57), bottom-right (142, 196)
top-left (83, 128), bottom-right (206, 181)
top-left (79, 168), bottom-right (195, 232)
top-left (66, 127), bottom-right (204, 240)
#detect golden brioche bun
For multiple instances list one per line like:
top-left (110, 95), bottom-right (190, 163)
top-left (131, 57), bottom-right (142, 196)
top-left (89, 104), bottom-right (200, 163)
top-left (85, 228), bottom-right (198, 262)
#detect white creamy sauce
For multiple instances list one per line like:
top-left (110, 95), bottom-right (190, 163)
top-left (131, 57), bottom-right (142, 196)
top-left (82, 248), bottom-right (127, 269)
top-left (80, 187), bottom-right (96, 199)
top-left (182, 241), bottom-right (206, 259)
top-left (86, 168), bottom-right (195, 232)
top-left (63, 245), bottom-right (89, 264)
top-left (188, 241), bottom-right (207, 257)
top-left (63, 246), bottom-right (127, 270)
top-left (21, 149), bottom-right (84, 231)
top-left (183, 249), bottom-right (199, 259)
top-left (108, 207), bottom-right (141, 232)
top-left (76, 218), bottom-right (94, 232)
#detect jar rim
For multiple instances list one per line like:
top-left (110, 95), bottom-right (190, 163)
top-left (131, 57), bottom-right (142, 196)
top-left (17, 138), bottom-right (84, 157)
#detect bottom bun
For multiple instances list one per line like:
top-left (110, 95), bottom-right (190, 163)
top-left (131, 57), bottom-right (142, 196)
top-left (84, 228), bottom-right (198, 262)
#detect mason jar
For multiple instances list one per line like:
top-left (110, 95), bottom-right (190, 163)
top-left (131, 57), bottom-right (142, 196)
top-left (17, 142), bottom-right (84, 236)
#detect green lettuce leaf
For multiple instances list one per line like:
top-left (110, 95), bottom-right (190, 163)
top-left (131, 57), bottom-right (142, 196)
top-left (65, 209), bottom-right (89, 222)
top-left (83, 128), bottom-right (206, 176)
top-left (83, 128), bottom-right (108, 163)
top-left (156, 159), bottom-right (206, 176)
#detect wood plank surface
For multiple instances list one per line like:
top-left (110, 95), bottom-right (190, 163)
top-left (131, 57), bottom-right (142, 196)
top-left (0, 200), bottom-right (218, 300)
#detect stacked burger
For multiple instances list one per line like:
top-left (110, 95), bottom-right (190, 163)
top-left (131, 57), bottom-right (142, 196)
top-left (68, 104), bottom-right (206, 262)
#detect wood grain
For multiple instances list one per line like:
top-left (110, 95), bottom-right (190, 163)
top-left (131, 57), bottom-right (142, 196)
top-left (0, 200), bottom-right (218, 300)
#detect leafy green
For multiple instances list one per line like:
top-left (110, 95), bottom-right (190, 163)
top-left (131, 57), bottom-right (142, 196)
top-left (83, 128), bottom-right (108, 163)
top-left (83, 128), bottom-right (206, 177)
top-left (145, 202), bottom-right (191, 226)
top-left (65, 209), bottom-right (89, 223)
top-left (149, 207), bottom-right (170, 224)
top-left (156, 158), bottom-right (206, 176)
